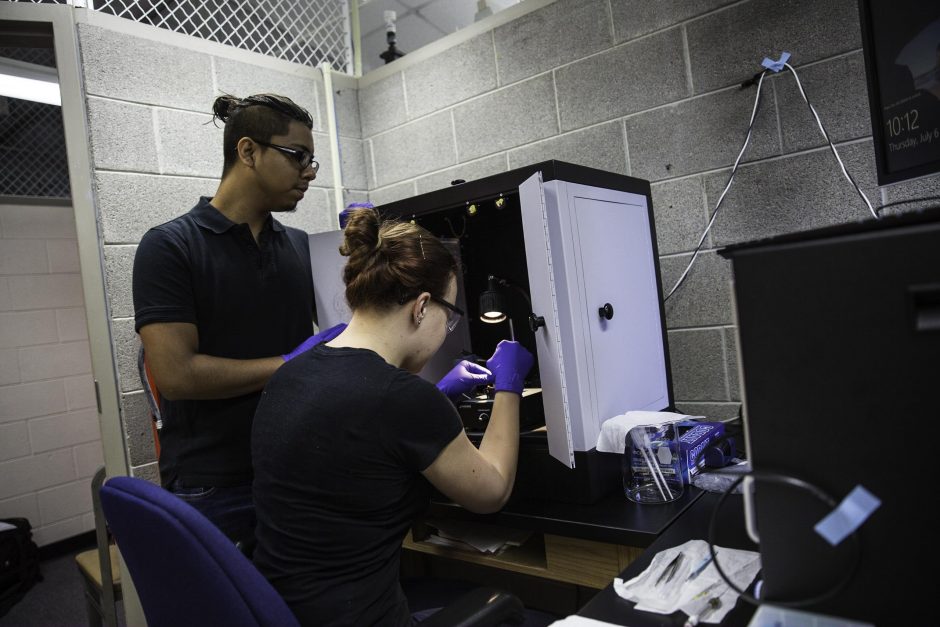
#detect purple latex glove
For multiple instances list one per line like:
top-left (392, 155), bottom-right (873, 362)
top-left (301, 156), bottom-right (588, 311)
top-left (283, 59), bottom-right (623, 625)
top-left (282, 323), bottom-right (347, 361)
top-left (436, 360), bottom-right (493, 400)
top-left (486, 340), bottom-right (534, 395)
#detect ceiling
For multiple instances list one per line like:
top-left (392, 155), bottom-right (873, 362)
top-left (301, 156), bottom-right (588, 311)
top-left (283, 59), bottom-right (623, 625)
top-left (357, 0), bottom-right (521, 74)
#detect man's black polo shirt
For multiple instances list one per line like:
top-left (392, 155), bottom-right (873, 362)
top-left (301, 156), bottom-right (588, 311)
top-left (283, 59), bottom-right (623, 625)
top-left (133, 197), bottom-right (315, 488)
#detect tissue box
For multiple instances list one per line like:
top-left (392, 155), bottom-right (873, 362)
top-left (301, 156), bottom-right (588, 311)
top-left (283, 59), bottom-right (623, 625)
top-left (676, 421), bottom-right (725, 482)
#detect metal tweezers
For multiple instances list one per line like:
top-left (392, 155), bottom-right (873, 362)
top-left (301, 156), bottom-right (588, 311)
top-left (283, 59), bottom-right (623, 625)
top-left (655, 552), bottom-right (684, 586)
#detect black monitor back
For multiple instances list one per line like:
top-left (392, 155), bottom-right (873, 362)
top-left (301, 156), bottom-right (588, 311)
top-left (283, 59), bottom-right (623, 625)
top-left (720, 207), bottom-right (940, 625)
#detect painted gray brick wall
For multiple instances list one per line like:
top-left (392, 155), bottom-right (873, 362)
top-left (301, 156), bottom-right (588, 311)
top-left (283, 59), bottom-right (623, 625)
top-left (507, 122), bottom-right (628, 176)
top-left (454, 74), bottom-right (558, 161)
top-left (404, 34), bottom-right (498, 119)
top-left (328, 86), bottom-right (362, 139)
top-left (213, 56), bottom-right (321, 131)
top-left (86, 98), bottom-right (159, 173)
top-left (361, 0), bottom-right (940, 420)
top-left (493, 0), bottom-right (612, 86)
top-left (79, 24), bottom-right (214, 110)
top-left (555, 28), bottom-right (689, 132)
top-left (774, 52), bottom-right (872, 153)
top-left (358, 73), bottom-right (407, 137)
top-left (95, 172), bottom-right (217, 244)
top-left (650, 177), bottom-right (709, 255)
top-left (415, 155), bottom-right (508, 195)
top-left (610, 0), bottom-right (738, 44)
top-left (103, 245), bottom-right (136, 319)
top-left (686, 0), bottom-right (862, 94)
top-left (625, 85), bottom-right (781, 182)
top-left (371, 112), bottom-right (456, 187)
top-left (704, 141), bottom-right (879, 246)
top-left (156, 109), bottom-right (223, 178)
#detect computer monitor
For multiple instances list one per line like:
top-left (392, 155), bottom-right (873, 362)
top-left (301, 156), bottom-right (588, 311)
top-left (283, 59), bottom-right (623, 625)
top-left (859, 0), bottom-right (940, 184)
top-left (720, 207), bottom-right (940, 625)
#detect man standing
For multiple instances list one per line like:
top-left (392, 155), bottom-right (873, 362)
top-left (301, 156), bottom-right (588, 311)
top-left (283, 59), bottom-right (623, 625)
top-left (132, 94), bottom-right (341, 547)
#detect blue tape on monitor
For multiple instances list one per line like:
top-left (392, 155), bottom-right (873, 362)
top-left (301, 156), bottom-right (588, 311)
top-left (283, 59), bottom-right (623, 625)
top-left (813, 484), bottom-right (882, 546)
top-left (761, 51), bottom-right (791, 73)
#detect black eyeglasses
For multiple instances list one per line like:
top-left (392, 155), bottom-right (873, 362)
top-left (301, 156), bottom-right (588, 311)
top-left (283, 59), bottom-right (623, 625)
top-left (251, 139), bottom-right (319, 174)
top-left (429, 295), bottom-right (464, 333)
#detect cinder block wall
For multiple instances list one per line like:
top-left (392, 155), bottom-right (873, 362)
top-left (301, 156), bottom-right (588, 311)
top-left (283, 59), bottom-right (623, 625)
top-left (75, 19), bottom-right (367, 480)
top-left (0, 201), bottom-right (103, 546)
top-left (359, 0), bottom-right (940, 419)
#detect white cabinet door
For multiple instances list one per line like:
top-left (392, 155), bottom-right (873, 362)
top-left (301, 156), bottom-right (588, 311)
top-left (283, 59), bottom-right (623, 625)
top-left (520, 172), bottom-right (576, 468)
top-left (562, 182), bottom-right (670, 451)
top-left (519, 174), bottom-right (670, 467)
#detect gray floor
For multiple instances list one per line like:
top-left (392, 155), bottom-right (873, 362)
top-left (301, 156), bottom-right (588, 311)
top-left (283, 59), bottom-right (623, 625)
top-left (0, 545), bottom-right (125, 627)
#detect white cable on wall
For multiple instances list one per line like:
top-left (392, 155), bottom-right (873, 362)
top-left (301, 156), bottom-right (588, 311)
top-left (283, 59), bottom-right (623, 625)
top-left (665, 57), bottom-right (880, 302)
top-left (665, 71), bottom-right (768, 301)
top-left (783, 61), bottom-right (878, 219)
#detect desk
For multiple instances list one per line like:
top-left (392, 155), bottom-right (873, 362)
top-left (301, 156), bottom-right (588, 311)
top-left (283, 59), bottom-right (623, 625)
top-left (404, 489), bottom-right (704, 591)
top-left (578, 492), bottom-right (759, 626)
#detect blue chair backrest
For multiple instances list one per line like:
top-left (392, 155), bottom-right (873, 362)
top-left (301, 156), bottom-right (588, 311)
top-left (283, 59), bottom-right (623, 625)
top-left (99, 476), bottom-right (299, 627)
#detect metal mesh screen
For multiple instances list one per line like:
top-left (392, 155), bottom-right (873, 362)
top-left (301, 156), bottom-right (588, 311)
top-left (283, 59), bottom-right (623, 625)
top-left (2, 0), bottom-right (352, 71)
top-left (0, 96), bottom-right (71, 198)
top-left (0, 46), bottom-right (57, 66)
top-left (93, 0), bottom-right (350, 70)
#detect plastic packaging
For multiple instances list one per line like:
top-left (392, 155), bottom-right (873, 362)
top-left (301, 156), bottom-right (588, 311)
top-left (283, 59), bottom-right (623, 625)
top-left (691, 460), bottom-right (751, 494)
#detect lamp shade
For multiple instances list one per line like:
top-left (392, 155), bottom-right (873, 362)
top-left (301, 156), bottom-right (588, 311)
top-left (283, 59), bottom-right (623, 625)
top-left (479, 276), bottom-right (507, 323)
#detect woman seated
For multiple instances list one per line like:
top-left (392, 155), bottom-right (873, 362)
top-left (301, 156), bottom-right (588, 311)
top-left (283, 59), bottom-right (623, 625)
top-left (251, 207), bottom-right (534, 626)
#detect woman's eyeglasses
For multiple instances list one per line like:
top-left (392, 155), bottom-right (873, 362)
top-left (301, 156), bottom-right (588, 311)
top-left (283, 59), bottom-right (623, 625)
top-left (429, 295), bottom-right (464, 333)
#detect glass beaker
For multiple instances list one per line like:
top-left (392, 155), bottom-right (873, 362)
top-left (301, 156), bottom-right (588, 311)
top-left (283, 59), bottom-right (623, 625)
top-left (622, 423), bottom-right (684, 504)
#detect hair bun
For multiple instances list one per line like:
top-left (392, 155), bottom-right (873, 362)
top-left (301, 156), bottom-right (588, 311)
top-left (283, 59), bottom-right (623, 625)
top-left (339, 207), bottom-right (382, 259)
top-left (212, 94), bottom-right (241, 123)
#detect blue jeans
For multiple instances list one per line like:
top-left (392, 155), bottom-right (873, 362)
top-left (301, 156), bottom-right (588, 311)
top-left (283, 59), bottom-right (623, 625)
top-left (167, 480), bottom-right (256, 550)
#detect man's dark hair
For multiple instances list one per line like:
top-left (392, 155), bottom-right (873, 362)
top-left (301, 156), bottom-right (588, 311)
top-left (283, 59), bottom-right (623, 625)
top-left (212, 93), bottom-right (314, 177)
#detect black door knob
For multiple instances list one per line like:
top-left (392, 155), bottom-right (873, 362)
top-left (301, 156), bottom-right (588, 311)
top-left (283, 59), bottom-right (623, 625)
top-left (599, 303), bottom-right (614, 320)
top-left (529, 314), bottom-right (546, 332)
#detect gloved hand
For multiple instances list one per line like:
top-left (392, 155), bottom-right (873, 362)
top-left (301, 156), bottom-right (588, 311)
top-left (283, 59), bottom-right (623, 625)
top-left (282, 323), bottom-right (347, 361)
top-left (436, 360), bottom-right (493, 400)
top-left (486, 340), bottom-right (534, 395)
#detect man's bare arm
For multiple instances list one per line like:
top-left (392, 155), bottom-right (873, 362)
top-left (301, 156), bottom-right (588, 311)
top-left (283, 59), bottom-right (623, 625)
top-left (140, 322), bottom-right (283, 401)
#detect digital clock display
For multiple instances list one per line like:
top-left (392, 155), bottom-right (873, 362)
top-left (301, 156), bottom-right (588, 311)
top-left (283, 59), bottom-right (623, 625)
top-left (862, 1), bottom-right (940, 184)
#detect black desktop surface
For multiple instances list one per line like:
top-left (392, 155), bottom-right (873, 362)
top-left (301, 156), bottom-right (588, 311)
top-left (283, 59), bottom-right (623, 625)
top-left (578, 492), bottom-right (758, 627)
top-left (425, 488), bottom-right (705, 548)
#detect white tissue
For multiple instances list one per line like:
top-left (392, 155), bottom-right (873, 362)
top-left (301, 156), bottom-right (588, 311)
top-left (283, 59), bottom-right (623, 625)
top-left (595, 411), bottom-right (701, 454)
top-left (612, 539), bottom-right (761, 622)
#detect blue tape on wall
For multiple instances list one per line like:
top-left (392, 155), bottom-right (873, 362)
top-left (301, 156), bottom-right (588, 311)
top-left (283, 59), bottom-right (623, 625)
top-left (761, 51), bottom-right (791, 72)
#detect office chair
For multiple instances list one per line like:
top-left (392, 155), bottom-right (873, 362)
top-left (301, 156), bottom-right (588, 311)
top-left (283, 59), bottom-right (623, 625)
top-left (74, 467), bottom-right (122, 627)
top-left (99, 476), bottom-right (526, 627)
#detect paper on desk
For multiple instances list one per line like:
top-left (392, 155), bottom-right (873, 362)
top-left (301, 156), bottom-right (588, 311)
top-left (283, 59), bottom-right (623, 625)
top-left (612, 539), bottom-right (760, 623)
top-left (548, 616), bottom-right (622, 626)
top-left (595, 411), bottom-right (701, 454)
top-left (424, 519), bottom-right (530, 554)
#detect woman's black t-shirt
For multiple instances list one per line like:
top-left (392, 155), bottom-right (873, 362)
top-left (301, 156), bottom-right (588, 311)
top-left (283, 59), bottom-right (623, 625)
top-left (251, 344), bottom-right (463, 626)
